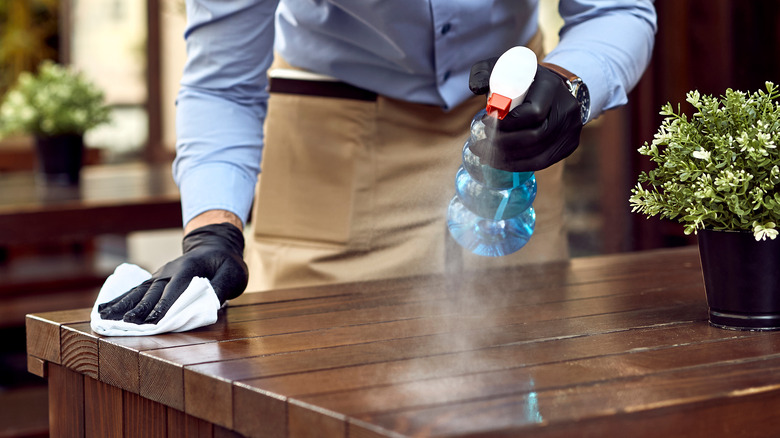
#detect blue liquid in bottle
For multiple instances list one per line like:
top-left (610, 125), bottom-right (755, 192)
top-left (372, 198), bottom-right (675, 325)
top-left (447, 109), bottom-right (536, 257)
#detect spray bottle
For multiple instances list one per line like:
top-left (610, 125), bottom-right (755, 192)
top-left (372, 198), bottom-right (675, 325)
top-left (446, 46), bottom-right (538, 257)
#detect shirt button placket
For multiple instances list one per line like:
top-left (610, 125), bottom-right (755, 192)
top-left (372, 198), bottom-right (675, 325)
top-left (439, 22), bottom-right (452, 83)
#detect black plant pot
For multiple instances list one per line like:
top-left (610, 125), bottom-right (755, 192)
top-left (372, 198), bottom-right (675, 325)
top-left (34, 134), bottom-right (84, 185)
top-left (698, 228), bottom-right (780, 330)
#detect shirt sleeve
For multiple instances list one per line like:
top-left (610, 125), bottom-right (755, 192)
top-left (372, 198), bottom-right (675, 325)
top-left (543, 0), bottom-right (657, 122)
top-left (173, 0), bottom-right (279, 227)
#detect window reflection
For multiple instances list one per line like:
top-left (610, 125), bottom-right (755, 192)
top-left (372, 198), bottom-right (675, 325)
top-left (70, 0), bottom-right (148, 162)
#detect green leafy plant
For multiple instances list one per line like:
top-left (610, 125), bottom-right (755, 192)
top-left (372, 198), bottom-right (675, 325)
top-left (630, 82), bottom-right (780, 241)
top-left (0, 60), bottom-right (111, 137)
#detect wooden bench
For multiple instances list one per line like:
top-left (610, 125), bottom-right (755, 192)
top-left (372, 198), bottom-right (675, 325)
top-left (25, 246), bottom-right (780, 437)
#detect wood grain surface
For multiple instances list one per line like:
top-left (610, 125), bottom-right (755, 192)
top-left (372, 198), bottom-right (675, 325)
top-left (28, 247), bottom-right (780, 437)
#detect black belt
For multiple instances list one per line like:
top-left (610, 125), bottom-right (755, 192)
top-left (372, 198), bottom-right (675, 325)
top-left (268, 77), bottom-right (378, 101)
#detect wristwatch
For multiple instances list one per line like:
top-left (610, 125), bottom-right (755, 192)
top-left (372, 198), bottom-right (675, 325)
top-left (540, 62), bottom-right (591, 125)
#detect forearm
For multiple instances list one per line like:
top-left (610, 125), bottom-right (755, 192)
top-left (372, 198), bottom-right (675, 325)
top-left (174, 0), bottom-right (277, 228)
top-left (184, 209), bottom-right (243, 235)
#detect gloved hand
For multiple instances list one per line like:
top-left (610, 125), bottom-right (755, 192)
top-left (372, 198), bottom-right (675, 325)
top-left (98, 222), bottom-right (248, 324)
top-left (468, 59), bottom-right (583, 172)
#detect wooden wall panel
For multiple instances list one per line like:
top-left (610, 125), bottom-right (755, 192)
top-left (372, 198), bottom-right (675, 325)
top-left (614, 1), bottom-right (780, 251)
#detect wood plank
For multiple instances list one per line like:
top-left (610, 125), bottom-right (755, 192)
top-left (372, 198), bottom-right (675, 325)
top-left (288, 400), bottom-right (346, 438)
top-left (26, 314), bottom-right (61, 363)
top-left (123, 390), bottom-right (167, 438)
top-left (477, 246), bottom-right (699, 288)
top-left (225, 246), bottom-right (699, 308)
top-left (187, 295), bottom-right (705, 386)
top-left (152, 280), bottom-right (706, 370)
top-left (98, 339), bottom-right (140, 393)
top-left (137, 284), bottom-right (466, 411)
top-left (27, 354), bottom-right (47, 378)
top-left (140, 280), bottom-right (628, 418)
top-left (529, 390), bottom-right (780, 438)
top-left (243, 322), bottom-right (757, 400)
top-left (235, 252), bottom-right (689, 307)
top-left (225, 282), bottom-right (456, 322)
top-left (185, 413), bottom-right (215, 438)
top-left (166, 407), bottom-right (187, 438)
top-left (66, 284), bottom-right (458, 415)
top-left (84, 376), bottom-right (123, 438)
top-left (26, 309), bottom-right (92, 366)
top-left (139, 351), bottom-right (184, 410)
top-left (230, 273), bottom-right (442, 307)
top-left (89, 263), bottom-right (704, 357)
top-left (51, 266), bottom-right (700, 394)
top-left (165, 407), bottom-right (222, 438)
top-left (348, 420), bottom-right (407, 438)
top-left (179, 268), bottom-right (702, 432)
top-left (132, 281), bottom-right (463, 410)
top-left (61, 324), bottom-right (99, 379)
top-left (567, 246), bottom-right (698, 271)
top-left (185, 367), bottom-right (233, 429)
top-left (48, 363), bottom-right (85, 438)
top-left (232, 384), bottom-right (287, 438)
top-left (178, 310), bottom-right (700, 419)
top-left (358, 354), bottom-right (780, 437)
top-left (198, 315), bottom-right (709, 389)
top-left (293, 333), bottom-right (780, 417)
top-left (67, 278), bottom-right (455, 355)
top-left (189, 288), bottom-right (700, 434)
top-left (26, 307), bottom-right (92, 325)
top-left (166, 407), bottom-right (216, 438)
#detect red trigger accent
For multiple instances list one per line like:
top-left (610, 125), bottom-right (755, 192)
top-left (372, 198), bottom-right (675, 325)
top-left (486, 93), bottom-right (512, 120)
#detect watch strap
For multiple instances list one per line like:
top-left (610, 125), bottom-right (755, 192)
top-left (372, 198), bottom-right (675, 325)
top-left (539, 62), bottom-right (579, 83)
top-left (540, 61), bottom-right (590, 124)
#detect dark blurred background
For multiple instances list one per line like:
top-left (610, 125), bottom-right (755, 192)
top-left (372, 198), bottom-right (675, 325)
top-left (566, 0), bottom-right (780, 256)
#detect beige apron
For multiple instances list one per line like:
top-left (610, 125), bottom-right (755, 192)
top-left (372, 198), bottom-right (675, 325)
top-left (245, 30), bottom-right (567, 292)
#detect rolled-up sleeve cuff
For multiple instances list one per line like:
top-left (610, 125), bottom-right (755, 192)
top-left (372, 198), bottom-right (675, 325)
top-left (178, 162), bottom-right (257, 228)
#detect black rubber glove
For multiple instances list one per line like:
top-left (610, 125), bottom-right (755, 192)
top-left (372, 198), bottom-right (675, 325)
top-left (468, 60), bottom-right (583, 172)
top-left (98, 222), bottom-right (248, 324)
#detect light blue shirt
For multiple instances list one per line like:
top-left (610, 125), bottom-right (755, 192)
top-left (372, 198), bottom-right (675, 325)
top-left (174, 0), bottom-right (657, 227)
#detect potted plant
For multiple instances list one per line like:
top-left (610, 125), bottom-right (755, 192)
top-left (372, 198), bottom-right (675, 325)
top-left (0, 61), bottom-right (110, 185)
top-left (630, 81), bottom-right (780, 330)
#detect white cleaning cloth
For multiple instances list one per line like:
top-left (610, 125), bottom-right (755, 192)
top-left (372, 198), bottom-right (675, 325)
top-left (90, 263), bottom-right (221, 336)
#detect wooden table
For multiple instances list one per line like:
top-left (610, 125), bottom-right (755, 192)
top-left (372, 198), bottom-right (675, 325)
top-left (25, 246), bottom-right (780, 437)
top-left (0, 162), bottom-right (182, 246)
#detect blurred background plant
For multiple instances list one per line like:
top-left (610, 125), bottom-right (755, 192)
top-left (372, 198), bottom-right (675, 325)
top-left (0, 61), bottom-right (111, 137)
top-left (0, 0), bottom-right (60, 97)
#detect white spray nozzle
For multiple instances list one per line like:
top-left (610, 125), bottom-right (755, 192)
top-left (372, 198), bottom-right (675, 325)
top-left (486, 46), bottom-right (538, 119)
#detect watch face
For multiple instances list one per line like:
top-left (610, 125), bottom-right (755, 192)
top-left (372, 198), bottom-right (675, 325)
top-left (576, 82), bottom-right (591, 124)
